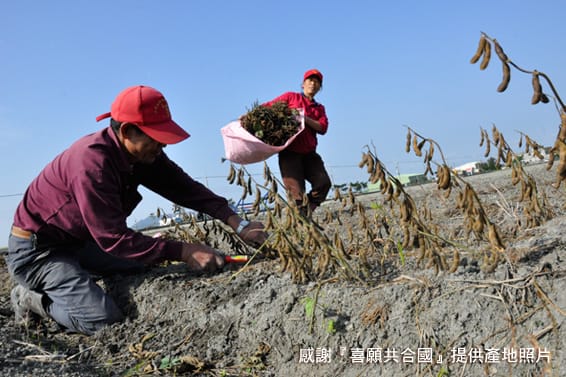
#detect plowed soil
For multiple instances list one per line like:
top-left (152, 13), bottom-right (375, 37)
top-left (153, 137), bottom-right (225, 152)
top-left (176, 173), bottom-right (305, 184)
top-left (1, 163), bottom-right (564, 377)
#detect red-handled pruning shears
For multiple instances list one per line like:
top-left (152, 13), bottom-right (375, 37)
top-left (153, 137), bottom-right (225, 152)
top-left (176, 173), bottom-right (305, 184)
top-left (224, 255), bottom-right (250, 263)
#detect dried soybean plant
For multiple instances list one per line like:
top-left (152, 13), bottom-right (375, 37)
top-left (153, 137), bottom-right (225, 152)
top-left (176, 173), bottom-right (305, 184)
top-left (471, 32), bottom-right (566, 190)
top-left (329, 183), bottom-right (392, 272)
top-left (155, 206), bottom-right (251, 257)
top-left (546, 112), bottom-right (566, 188)
top-left (240, 101), bottom-right (301, 146)
top-left (480, 125), bottom-right (553, 228)
top-left (470, 32), bottom-right (564, 108)
top-left (226, 161), bottom-right (362, 283)
top-left (359, 145), bottom-right (461, 274)
top-left (405, 127), bottom-right (506, 271)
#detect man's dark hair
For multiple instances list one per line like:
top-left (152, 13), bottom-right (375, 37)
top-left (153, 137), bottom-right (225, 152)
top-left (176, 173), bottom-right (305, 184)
top-left (110, 119), bottom-right (144, 135)
top-left (110, 118), bottom-right (121, 133)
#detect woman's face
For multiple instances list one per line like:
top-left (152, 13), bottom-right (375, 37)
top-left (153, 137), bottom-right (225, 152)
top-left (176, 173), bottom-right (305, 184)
top-left (302, 76), bottom-right (321, 98)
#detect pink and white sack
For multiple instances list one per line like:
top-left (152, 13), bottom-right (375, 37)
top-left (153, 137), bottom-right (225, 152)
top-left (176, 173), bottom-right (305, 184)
top-left (221, 110), bottom-right (305, 165)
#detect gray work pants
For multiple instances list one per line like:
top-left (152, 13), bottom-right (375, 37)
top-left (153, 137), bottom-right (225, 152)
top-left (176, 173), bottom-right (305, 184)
top-left (4, 234), bottom-right (145, 335)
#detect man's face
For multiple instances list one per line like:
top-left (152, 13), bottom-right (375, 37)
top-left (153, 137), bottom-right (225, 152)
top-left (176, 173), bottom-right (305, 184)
top-left (121, 124), bottom-right (166, 164)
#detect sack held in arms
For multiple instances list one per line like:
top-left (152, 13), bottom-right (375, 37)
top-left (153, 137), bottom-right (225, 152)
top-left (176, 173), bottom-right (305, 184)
top-left (221, 107), bottom-right (304, 165)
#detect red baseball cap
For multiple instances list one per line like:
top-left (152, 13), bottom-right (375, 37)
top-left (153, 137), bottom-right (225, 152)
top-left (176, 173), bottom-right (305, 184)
top-left (303, 69), bottom-right (323, 83)
top-left (96, 85), bottom-right (190, 144)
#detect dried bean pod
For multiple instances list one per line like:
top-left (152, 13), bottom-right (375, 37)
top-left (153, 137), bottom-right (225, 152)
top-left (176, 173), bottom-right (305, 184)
top-left (531, 72), bottom-right (542, 105)
top-left (412, 135), bottom-right (422, 157)
top-left (546, 146), bottom-right (556, 171)
top-left (511, 166), bottom-right (520, 185)
top-left (488, 223), bottom-right (505, 252)
top-left (449, 249), bottom-right (460, 273)
top-left (472, 216), bottom-right (484, 234)
top-left (417, 139), bottom-right (427, 156)
top-left (247, 177), bottom-right (253, 195)
top-left (424, 162), bottom-right (432, 177)
top-left (436, 165), bottom-right (445, 189)
top-left (480, 41), bottom-right (491, 70)
top-left (438, 165), bottom-right (451, 190)
top-left (497, 61), bottom-right (511, 92)
top-left (428, 143), bottom-right (435, 161)
top-left (540, 93), bottom-right (549, 103)
top-left (358, 152), bottom-right (369, 168)
top-left (493, 39), bottom-right (508, 62)
top-left (366, 154), bottom-right (375, 174)
top-left (439, 253), bottom-right (449, 271)
top-left (505, 150), bottom-right (513, 167)
top-left (227, 164), bottom-right (236, 184)
top-left (558, 113), bottom-right (566, 142)
top-left (483, 132), bottom-right (491, 157)
top-left (470, 36), bottom-right (487, 64)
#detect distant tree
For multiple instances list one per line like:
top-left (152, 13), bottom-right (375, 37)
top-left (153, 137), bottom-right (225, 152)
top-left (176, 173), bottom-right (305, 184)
top-left (349, 181), bottom-right (368, 193)
top-left (332, 183), bottom-right (347, 193)
top-left (478, 157), bottom-right (500, 173)
top-left (332, 181), bottom-right (368, 194)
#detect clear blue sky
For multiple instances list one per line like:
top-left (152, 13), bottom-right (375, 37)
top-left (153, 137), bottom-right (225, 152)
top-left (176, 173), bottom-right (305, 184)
top-left (1, 1), bottom-right (565, 247)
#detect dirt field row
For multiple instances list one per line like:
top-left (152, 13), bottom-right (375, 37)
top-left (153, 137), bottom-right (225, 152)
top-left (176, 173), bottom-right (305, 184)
top-left (0, 163), bottom-right (564, 376)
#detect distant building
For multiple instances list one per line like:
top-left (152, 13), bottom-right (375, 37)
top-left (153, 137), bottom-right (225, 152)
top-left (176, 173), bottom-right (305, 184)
top-left (159, 214), bottom-right (184, 227)
top-left (367, 173), bottom-right (429, 192)
top-left (521, 150), bottom-right (549, 164)
top-left (453, 161), bottom-right (481, 176)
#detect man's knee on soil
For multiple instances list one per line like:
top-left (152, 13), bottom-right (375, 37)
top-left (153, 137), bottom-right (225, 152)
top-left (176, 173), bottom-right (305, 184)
top-left (47, 290), bottom-right (125, 335)
top-left (66, 305), bottom-right (124, 335)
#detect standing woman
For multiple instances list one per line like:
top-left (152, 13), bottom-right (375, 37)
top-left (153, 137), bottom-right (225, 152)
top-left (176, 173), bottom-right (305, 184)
top-left (263, 69), bottom-right (332, 216)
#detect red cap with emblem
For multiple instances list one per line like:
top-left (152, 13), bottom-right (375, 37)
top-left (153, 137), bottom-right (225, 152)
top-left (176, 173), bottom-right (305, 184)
top-left (303, 69), bottom-right (323, 83)
top-left (96, 85), bottom-right (190, 145)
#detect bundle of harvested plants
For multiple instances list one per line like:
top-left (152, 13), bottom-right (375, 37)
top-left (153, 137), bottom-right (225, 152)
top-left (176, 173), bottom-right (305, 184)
top-left (240, 101), bottom-right (301, 146)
